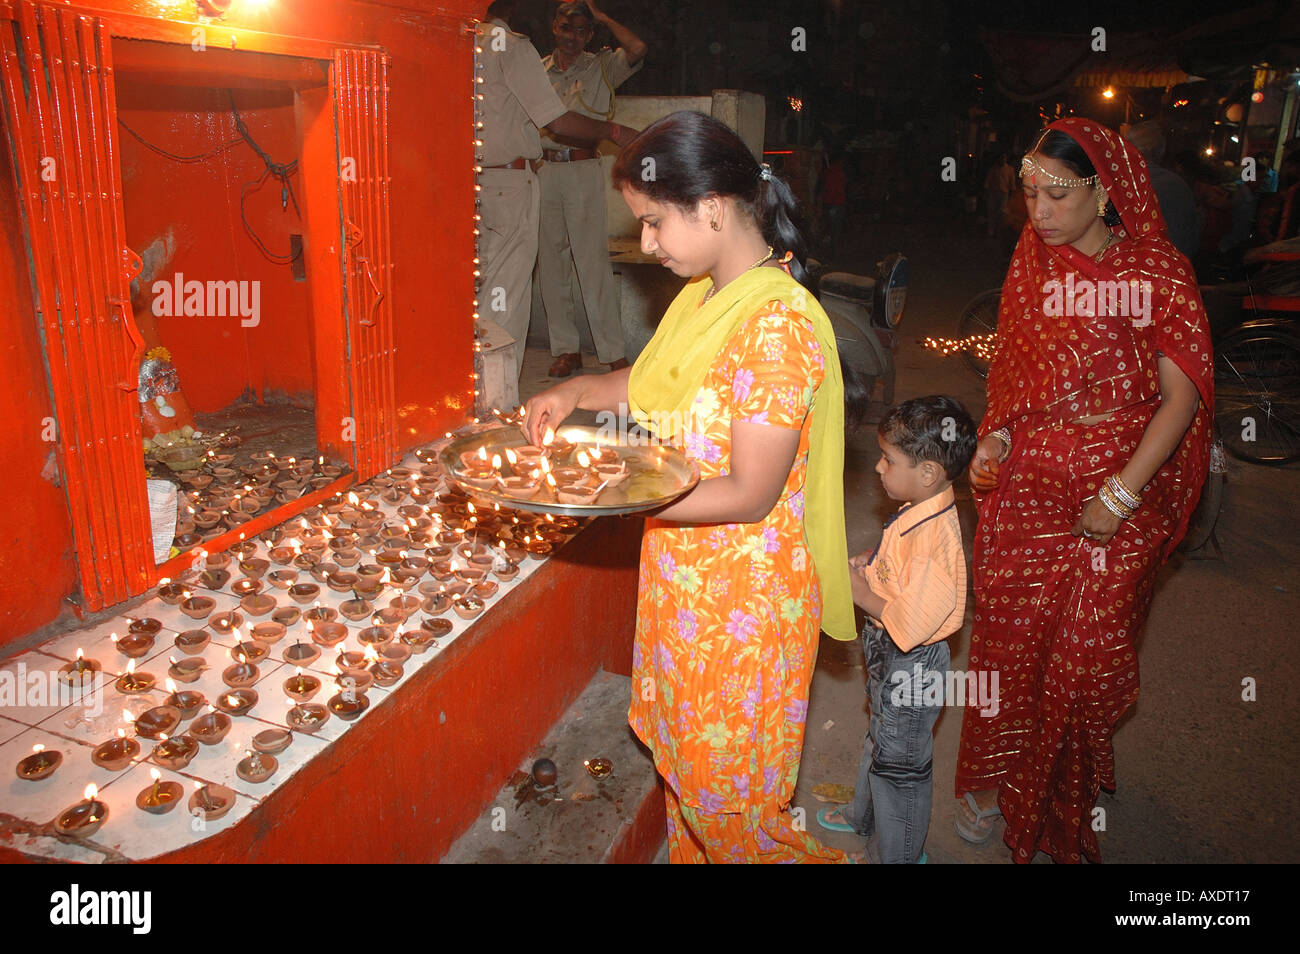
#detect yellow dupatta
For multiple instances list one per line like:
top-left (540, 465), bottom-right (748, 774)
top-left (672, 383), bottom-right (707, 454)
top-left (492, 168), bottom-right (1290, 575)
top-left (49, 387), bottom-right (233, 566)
top-left (626, 265), bottom-right (855, 641)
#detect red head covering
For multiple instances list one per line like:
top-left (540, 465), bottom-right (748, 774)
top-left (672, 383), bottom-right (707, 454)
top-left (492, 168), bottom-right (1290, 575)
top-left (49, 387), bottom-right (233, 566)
top-left (985, 117), bottom-right (1214, 551)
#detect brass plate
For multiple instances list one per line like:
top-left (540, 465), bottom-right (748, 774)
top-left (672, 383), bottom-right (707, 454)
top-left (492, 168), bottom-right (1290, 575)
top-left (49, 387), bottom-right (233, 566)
top-left (439, 425), bottom-right (699, 517)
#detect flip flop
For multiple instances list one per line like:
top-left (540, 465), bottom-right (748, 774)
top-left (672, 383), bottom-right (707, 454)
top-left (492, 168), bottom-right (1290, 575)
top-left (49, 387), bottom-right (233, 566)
top-left (954, 792), bottom-right (1002, 844)
top-left (817, 806), bottom-right (857, 833)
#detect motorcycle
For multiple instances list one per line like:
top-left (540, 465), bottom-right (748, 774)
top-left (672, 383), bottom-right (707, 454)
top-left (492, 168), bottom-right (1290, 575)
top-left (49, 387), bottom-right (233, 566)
top-left (812, 252), bottom-right (910, 412)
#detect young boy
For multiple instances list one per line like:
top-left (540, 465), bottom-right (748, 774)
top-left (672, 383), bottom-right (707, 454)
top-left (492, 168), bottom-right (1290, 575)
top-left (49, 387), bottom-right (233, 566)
top-left (819, 395), bottom-right (976, 863)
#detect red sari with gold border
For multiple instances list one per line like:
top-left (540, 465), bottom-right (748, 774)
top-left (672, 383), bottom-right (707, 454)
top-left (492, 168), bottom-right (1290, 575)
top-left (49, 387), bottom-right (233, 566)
top-left (955, 118), bottom-right (1214, 863)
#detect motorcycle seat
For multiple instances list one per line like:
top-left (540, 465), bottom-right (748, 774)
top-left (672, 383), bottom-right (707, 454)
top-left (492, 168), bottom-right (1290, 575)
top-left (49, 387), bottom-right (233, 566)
top-left (819, 272), bottom-right (876, 303)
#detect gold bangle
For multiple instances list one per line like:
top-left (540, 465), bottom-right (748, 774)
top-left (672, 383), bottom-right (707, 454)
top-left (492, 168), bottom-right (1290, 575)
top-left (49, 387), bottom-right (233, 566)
top-left (1107, 473), bottom-right (1142, 510)
top-left (1096, 483), bottom-right (1134, 520)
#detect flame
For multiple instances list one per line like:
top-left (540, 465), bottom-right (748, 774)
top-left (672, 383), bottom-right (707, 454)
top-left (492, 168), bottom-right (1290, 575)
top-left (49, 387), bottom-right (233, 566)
top-left (84, 784), bottom-right (98, 801)
top-left (477, 446), bottom-right (488, 461)
top-left (491, 454), bottom-right (501, 470)
top-left (542, 427), bottom-right (555, 446)
top-left (505, 448), bottom-right (517, 466)
top-left (125, 659), bottom-right (136, 674)
top-left (165, 678), bottom-right (177, 693)
top-left (76, 648), bottom-right (85, 661)
top-left (33, 743), bottom-right (44, 753)
top-left (577, 451), bottom-right (590, 468)
top-left (150, 768), bottom-right (161, 782)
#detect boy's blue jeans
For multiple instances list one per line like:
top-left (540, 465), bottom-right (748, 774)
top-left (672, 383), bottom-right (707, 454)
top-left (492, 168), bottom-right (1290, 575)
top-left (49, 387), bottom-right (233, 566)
top-left (844, 619), bottom-right (949, 864)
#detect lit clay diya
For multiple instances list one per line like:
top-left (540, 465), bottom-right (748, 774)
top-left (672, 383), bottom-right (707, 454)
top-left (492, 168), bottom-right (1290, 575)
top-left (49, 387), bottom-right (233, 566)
top-left (283, 670), bottom-right (322, 703)
top-left (91, 734), bottom-right (140, 771)
top-left (16, 746), bottom-right (62, 781)
top-left (236, 750), bottom-right (278, 784)
top-left (473, 580), bottom-right (499, 600)
top-left (55, 789), bottom-right (109, 838)
top-left (151, 735), bottom-right (199, 770)
top-left (209, 611), bottom-right (244, 636)
top-left (252, 728), bottom-right (292, 755)
top-left (231, 641), bottom-right (269, 664)
top-left (188, 783), bottom-right (236, 821)
top-left (287, 703), bottom-right (330, 733)
top-left (372, 607), bottom-right (405, 628)
top-left (555, 484), bottom-right (601, 506)
top-left (133, 705), bottom-right (182, 741)
top-left (284, 641), bottom-right (321, 667)
top-left (174, 629), bottom-right (210, 655)
top-left (288, 582), bottom-right (321, 604)
top-left (115, 664), bottom-right (156, 695)
top-left (493, 559), bottom-right (520, 581)
top-left (523, 539), bottom-right (554, 559)
top-left (157, 582), bottom-right (189, 605)
top-left (167, 657), bottom-right (206, 683)
top-left (136, 777), bottom-right (184, 815)
top-left (222, 662), bottom-right (260, 689)
top-left (189, 710), bottom-right (232, 744)
top-left (240, 593), bottom-right (277, 617)
top-left (310, 621), bottom-right (349, 647)
top-left (304, 606), bottom-right (338, 625)
top-left (230, 578), bottom-right (263, 598)
top-left (585, 757), bottom-right (614, 780)
top-left (57, 653), bottom-right (102, 688)
top-left (308, 562), bottom-right (339, 583)
top-left (214, 688), bottom-right (257, 716)
top-left (179, 595), bottom-right (217, 621)
top-left (165, 689), bottom-right (206, 719)
top-left (327, 691), bottom-right (370, 721)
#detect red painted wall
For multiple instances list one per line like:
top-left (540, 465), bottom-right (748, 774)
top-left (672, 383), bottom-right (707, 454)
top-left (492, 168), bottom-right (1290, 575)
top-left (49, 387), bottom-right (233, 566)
top-left (0, 0), bottom-right (485, 649)
top-left (119, 82), bottom-right (315, 410)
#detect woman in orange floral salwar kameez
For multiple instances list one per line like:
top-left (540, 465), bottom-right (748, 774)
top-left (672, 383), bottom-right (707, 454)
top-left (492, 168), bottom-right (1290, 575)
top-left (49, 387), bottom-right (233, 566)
top-left (524, 111), bottom-right (858, 863)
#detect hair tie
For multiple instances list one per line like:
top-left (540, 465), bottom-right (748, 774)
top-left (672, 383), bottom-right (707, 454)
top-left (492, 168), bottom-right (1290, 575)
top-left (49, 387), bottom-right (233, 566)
top-left (758, 162), bottom-right (773, 182)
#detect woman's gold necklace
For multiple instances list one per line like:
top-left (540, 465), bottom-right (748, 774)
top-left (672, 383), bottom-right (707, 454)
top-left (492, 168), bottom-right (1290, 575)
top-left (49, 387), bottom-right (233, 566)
top-left (702, 245), bottom-right (776, 305)
top-left (1093, 229), bottom-right (1117, 262)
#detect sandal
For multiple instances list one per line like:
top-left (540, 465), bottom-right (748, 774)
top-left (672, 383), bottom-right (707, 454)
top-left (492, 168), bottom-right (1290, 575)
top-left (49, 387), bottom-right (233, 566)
top-left (954, 792), bottom-right (1002, 845)
top-left (817, 806), bottom-right (857, 833)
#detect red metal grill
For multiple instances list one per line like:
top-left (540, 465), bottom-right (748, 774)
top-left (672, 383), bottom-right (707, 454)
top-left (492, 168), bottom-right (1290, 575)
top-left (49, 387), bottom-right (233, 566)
top-left (0, 0), bottom-right (151, 610)
top-left (335, 47), bottom-right (397, 476)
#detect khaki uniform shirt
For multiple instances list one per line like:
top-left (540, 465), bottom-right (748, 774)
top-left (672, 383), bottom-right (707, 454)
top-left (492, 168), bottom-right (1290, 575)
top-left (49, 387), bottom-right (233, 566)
top-left (859, 485), bottom-right (967, 651)
top-left (539, 48), bottom-right (641, 150)
top-left (478, 18), bottom-right (567, 167)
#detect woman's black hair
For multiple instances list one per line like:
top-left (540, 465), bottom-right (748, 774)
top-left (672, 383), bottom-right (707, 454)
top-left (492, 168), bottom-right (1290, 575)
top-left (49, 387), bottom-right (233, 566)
top-left (1033, 129), bottom-right (1123, 228)
top-left (610, 110), bottom-right (810, 284)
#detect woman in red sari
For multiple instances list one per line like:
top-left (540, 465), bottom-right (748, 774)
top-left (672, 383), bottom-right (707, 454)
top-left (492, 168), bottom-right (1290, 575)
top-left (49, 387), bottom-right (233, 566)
top-left (955, 118), bottom-right (1214, 863)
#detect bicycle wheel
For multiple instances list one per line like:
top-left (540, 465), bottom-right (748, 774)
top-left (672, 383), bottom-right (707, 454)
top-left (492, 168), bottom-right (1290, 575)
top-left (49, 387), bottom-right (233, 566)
top-left (1214, 325), bottom-right (1300, 465)
top-left (955, 288), bottom-right (1000, 379)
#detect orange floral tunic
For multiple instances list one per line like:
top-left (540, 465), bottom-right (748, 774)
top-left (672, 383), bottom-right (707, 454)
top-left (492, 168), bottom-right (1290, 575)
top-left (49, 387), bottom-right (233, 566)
top-left (628, 298), bottom-right (826, 820)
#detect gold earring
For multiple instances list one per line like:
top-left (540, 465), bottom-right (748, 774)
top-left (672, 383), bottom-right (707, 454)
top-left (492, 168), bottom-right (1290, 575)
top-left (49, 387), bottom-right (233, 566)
top-left (711, 219), bottom-right (721, 231)
top-left (1096, 190), bottom-right (1107, 217)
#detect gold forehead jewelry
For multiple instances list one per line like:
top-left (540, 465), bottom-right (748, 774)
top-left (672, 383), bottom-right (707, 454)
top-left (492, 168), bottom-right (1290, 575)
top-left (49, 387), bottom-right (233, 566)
top-left (1020, 155), bottom-right (1099, 189)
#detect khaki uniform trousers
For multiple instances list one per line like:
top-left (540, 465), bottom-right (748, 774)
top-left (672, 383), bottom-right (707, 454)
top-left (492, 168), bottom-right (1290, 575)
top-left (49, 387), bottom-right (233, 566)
top-left (479, 167), bottom-right (540, 377)
top-left (536, 158), bottom-right (625, 363)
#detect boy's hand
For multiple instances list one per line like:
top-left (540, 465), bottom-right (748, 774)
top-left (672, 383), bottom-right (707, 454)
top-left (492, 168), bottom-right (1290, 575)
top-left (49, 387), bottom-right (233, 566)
top-left (849, 567), bottom-right (875, 611)
top-left (848, 550), bottom-right (870, 572)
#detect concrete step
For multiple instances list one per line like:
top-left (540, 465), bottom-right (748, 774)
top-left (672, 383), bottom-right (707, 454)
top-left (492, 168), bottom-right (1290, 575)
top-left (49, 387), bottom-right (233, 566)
top-left (440, 670), bottom-right (665, 864)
